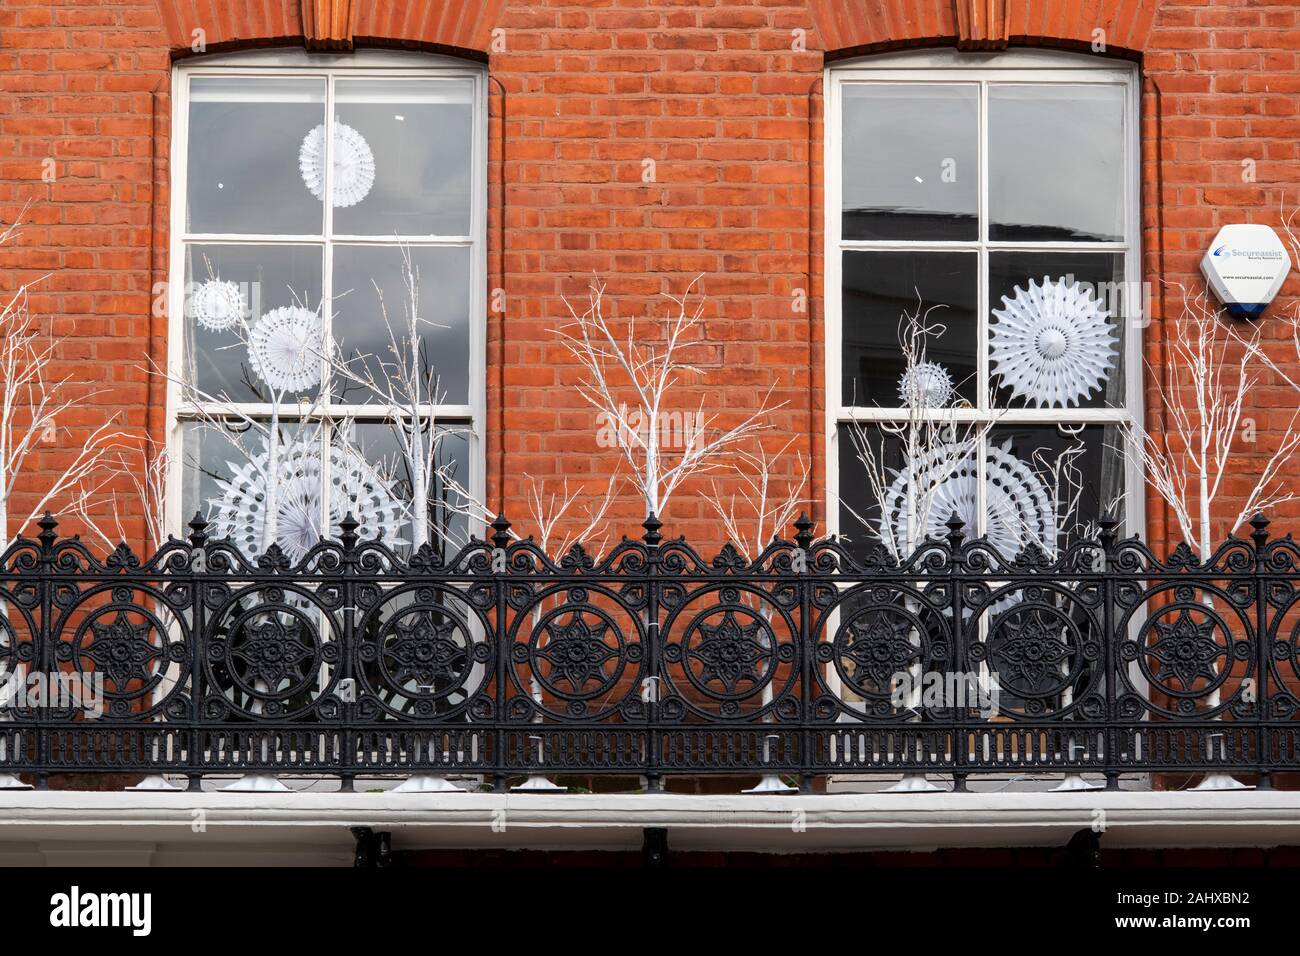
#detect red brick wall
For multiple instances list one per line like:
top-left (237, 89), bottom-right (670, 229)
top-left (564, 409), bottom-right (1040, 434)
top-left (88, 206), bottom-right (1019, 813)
top-left (488, 0), bottom-right (821, 540)
top-left (0, 0), bottom-right (1297, 553)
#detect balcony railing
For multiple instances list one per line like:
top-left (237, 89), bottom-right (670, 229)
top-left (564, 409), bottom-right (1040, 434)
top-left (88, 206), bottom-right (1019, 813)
top-left (1, 510), bottom-right (1297, 791)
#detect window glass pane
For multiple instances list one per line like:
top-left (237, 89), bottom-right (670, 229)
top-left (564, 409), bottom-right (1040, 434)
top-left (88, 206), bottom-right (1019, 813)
top-left (989, 84), bottom-right (1126, 242)
top-left (842, 251), bottom-right (977, 408)
top-left (331, 245), bottom-right (472, 405)
top-left (333, 78), bottom-right (474, 236)
top-left (988, 252), bottom-right (1125, 410)
top-left (183, 244), bottom-right (323, 402)
top-left (347, 422), bottom-right (471, 557)
top-left (986, 423), bottom-right (1126, 554)
top-left (841, 84), bottom-right (978, 241)
top-left (186, 77), bottom-right (325, 235)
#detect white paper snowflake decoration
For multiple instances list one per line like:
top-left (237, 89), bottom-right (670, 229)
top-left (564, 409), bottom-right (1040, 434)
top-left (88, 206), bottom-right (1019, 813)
top-left (247, 305), bottom-right (322, 393)
top-left (299, 121), bottom-right (376, 208)
top-left (897, 361), bottom-right (954, 408)
top-left (880, 440), bottom-right (1056, 560)
top-left (208, 432), bottom-right (406, 564)
top-left (989, 277), bottom-right (1118, 408)
top-left (190, 279), bottom-right (246, 332)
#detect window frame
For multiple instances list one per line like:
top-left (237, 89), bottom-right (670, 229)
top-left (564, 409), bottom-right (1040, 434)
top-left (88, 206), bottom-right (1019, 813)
top-left (166, 49), bottom-right (487, 546)
top-left (825, 48), bottom-right (1145, 543)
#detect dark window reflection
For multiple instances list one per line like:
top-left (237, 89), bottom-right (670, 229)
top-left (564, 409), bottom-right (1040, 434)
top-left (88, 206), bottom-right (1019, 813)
top-left (350, 422), bottom-right (471, 558)
top-left (186, 77), bottom-right (325, 235)
top-left (841, 84), bottom-right (978, 241)
top-left (988, 423), bottom-right (1126, 553)
top-left (842, 251), bottom-right (977, 407)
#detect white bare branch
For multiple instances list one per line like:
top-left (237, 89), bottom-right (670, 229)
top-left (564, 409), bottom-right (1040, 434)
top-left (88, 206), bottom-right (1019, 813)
top-left (0, 210), bottom-right (131, 549)
top-left (1119, 281), bottom-right (1300, 559)
top-left (705, 437), bottom-right (809, 562)
top-left (554, 276), bottom-right (776, 520)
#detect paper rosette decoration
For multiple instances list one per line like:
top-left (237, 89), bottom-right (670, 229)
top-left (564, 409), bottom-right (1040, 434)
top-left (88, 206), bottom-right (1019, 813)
top-left (989, 277), bottom-right (1118, 408)
top-left (190, 279), bottom-right (245, 332)
top-left (209, 433), bottom-right (406, 564)
top-left (897, 361), bottom-right (954, 409)
top-left (247, 305), bottom-right (323, 393)
top-left (880, 440), bottom-right (1056, 560)
top-left (299, 121), bottom-right (376, 208)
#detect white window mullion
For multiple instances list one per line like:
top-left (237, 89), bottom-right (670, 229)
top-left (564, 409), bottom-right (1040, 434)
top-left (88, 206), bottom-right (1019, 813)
top-left (319, 74), bottom-right (337, 541)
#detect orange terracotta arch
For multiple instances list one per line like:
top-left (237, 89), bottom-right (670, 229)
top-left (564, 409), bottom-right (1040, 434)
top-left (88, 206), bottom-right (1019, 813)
top-left (807, 0), bottom-right (1159, 58)
top-left (152, 0), bottom-right (505, 58)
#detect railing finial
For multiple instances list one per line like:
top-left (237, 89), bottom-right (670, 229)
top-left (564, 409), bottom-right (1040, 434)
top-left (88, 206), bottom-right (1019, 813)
top-left (944, 511), bottom-right (966, 548)
top-left (794, 512), bottom-right (814, 549)
top-left (187, 511), bottom-right (209, 548)
top-left (642, 511), bottom-right (663, 546)
top-left (490, 512), bottom-right (512, 549)
top-left (1098, 514), bottom-right (1119, 551)
top-left (339, 512), bottom-right (360, 551)
top-left (37, 512), bottom-right (58, 551)
top-left (1250, 512), bottom-right (1271, 549)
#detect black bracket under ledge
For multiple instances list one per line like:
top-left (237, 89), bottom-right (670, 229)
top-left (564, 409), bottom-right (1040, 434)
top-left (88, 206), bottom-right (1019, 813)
top-left (351, 827), bottom-right (392, 868)
top-left (642, 827), bottom-right (669, 867)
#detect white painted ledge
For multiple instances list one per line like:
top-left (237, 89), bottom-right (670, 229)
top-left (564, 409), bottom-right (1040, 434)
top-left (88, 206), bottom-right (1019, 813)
top-left (3, 790), bottom-right (1300, 865)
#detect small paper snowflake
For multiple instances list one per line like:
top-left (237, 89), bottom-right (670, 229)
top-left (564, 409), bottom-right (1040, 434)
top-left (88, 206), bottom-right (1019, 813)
top-left (247, 306), bottom-right (322, 393)
top-left (897, 361), bottom-right (954, 408)
top-left (190, 279), bottom-right (246, 332)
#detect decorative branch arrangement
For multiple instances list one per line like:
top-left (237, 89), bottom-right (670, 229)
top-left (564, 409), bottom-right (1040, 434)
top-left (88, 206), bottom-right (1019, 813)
top-left (0, 214), bottom-right (128, 551)
top-left (705, 437), bottom-right (809, 564)
top-left (556, 277), bottom-right (774, 521)
top-left (1118, 284), bottom-right (1300, 561)
top-left (69, 439), bottom-right (172, 556)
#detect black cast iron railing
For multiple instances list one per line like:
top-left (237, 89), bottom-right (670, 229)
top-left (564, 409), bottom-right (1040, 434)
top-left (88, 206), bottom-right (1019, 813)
top-left (2, 510), bottom-right (1299, 791)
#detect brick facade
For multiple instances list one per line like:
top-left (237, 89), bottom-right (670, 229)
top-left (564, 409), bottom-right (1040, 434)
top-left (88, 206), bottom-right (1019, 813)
top-left (0, 0), bottom-right (1298, 551)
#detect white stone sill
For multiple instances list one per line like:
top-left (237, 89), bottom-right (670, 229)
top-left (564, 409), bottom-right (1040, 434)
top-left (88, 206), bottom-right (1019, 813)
top-left (2, 789), bottom-right (1300, 865)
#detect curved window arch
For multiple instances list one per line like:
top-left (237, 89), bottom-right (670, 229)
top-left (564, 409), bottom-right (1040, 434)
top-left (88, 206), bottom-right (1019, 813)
top-left (826, 48), bottom-right (1143, 558)
top-left (167, 49), bottom-right (486, 558)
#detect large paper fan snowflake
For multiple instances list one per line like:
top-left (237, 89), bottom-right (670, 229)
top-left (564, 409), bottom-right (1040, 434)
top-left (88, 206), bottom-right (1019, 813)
top-left (208, 435), bottom-right (406, 564)
top-left (190, 279), bottom-right (245, 332)
top-left (880, 441), bottom-right (1056, 560)
top-left (248, 306), bottom-right (322, 393)
top-left (990, 277), bottom-right (1118, 408)
top-left (299, 121), bottom-right (376, 208)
